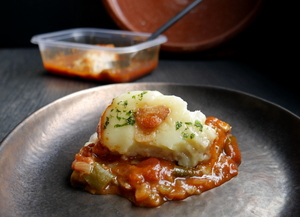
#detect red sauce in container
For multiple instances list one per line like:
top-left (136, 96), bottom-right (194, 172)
top-left (44, 59), bottom-right (158, 83)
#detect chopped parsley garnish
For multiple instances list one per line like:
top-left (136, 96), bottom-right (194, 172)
top-left (116, 109), bottom-right (122, 121)
top-left (114, 116), bottom-right (135, 128)
top-left (176, 121), bottom-right (183, 130)
top-left (132, 91), bottom-right (148, 101)
top-left (176, 120), bottom-right (204, 139)
top-left (126, 110), bottom-right (133, 116)
top-left (194, 120), bottom-right (203, 132)
top-left (190, 133), bottom-right (195, 139)
top-left (117, 100), bottom-right (128, 108)
top-left (103, 117), bottom-right (110, 129)
top-left (182, 132), bottom-right (189, 138)
top-left (105, 104), bottom-right (136, 128)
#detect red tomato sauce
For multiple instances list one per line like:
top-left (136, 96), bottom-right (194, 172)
top-left (71, 117), bottom-right (241, 207)
top-left (43, 55), bottom-right (157, 83)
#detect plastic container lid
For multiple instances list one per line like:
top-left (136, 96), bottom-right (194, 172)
top-left (31, 28), bottom-right (167, 53)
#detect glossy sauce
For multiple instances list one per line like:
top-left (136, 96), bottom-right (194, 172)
top-left (71, 117), bottom-right (241, 207)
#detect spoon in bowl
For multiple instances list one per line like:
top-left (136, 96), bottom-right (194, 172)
top-left (146, 0), bottom-right (204, 41)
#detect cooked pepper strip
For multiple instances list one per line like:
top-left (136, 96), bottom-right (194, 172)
top-left (83, 162), bottom-right (114, 191)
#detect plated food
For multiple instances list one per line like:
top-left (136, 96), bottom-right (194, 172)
top-left (70, 90), bottom-right (241, 207)
top-left (2, 83), bottom-right (297, 216)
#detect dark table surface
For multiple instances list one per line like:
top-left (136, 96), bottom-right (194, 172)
top-left (1, 1), bottom-right (299, 215)
top-left (0, 47), bottom-right (299, 144)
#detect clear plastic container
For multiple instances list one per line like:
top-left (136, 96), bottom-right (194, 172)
top-left (31, 28), bottom-right (167, 83)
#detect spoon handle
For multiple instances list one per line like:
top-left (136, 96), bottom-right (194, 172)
top-left (146, 0), bottom-right (204, 41)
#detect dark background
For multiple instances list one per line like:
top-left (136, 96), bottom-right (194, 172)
top-left (0, 0), bottom-right (296, 93)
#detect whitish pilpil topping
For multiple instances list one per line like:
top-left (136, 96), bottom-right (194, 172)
top-left (73, 50), bottom-right (117, 75)
top-left (99, 91), bottom-right (217, 167)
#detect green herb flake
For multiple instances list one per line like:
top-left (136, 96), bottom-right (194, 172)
top-left (190, 133), bottom-right (195, 139)
top-left (114, 116), bottom-right (135, 128)
top-left (117, 100), bottom-right (128, 108)
top-left (127, 116), bottom-right (135, 125)
top-left (126, 110), bottom-right (133, 116)
top-left (185, 122), bottom-right (192, 125)
top-left (113, 109), bottom-right (136, 128)
top-left (182, 132), bottom-right (189, 138)
top-left (103, 117), bottom-right (110, 129)
top-left (137, 91), bottom-right (148, 101)
top-left (116, 113), bottom-right (122, 121)
top-left (176, 121), bottom-right (183, 130)
top-left (194, 120), bottom-right (203, 132)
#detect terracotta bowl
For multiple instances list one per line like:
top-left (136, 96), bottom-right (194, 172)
top-left (102, 0), bottom-right (262, 52)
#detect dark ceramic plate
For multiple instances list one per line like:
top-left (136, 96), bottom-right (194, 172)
top-left (0, 83), bottom-right (299, 216)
